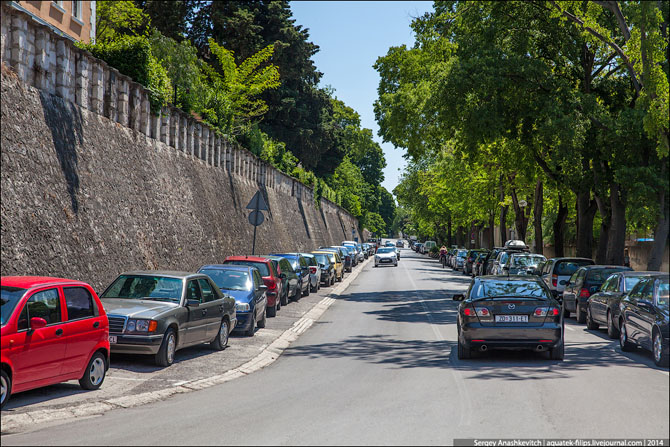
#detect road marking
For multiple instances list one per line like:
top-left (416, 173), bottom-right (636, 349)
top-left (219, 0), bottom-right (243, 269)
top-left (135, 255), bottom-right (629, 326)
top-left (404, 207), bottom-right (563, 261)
top-left (565, 325), bottom-right (575, 331)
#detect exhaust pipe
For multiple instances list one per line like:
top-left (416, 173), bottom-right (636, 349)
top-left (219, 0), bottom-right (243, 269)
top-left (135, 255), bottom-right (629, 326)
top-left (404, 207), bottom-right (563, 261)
top-left (480, 345), bottom-right (488, 352)
top-left (536, 345), bottom-right (544, 352)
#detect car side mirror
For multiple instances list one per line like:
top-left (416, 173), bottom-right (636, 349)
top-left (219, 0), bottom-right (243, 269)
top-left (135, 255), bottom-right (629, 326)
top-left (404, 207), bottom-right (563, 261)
top-left (29, 317), bottom-right (48, 330)
top-left (186, 299), bottom-right (200, 307)
top-left (452, 294), bottom-right (465, 301)
top-left (259, 285), bottom-right (268, 291)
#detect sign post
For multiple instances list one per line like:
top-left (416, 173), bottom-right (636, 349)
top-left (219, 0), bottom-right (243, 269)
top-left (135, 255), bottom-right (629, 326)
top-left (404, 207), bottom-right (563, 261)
top-left (246, 191), bottom-right (269, 255)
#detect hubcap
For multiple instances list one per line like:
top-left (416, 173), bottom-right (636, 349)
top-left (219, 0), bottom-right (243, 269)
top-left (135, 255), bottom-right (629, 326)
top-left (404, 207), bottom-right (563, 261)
top-left (89, 357), bottom-right (105, 386)
top-left (620, 324), bottom-right (627, 345)
top-left (167, 334), bottom-right (176, 363)
top-left (608, 312), bottom-right (612, 330)
top-left (220, 321), bottom-right (228, 344)
top-left (654, 333), bottom-right (662, 363)
top-left (1, 375), bottom-right (7, 403)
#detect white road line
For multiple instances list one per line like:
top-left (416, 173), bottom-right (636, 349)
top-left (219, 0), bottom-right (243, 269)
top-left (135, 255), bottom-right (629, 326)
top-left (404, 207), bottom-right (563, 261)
top-left (565, 325), bottom-right (575, 331)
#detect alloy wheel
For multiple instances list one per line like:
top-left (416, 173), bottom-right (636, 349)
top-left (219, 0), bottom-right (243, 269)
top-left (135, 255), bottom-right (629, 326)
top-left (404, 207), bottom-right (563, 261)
top-left (89, 357), bottom-right (105, 386)
top-left (1, 374), bottom-right (7, 405)
top-left (620, 323), bottom-right (628, 348)
top-left (654, 333), bottom-right (662, 364)
top-left (220, 320), bottom-right (229, 346)
top-left (167, 333), bottom-right (176, 364)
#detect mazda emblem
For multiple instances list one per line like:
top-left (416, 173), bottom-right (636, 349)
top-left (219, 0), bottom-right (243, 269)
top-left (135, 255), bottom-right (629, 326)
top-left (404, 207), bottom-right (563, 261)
top-left (508, 303), bottom-right (516, 309)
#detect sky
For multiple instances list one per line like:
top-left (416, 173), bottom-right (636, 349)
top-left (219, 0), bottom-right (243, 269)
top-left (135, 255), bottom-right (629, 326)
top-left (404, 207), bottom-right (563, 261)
top-left (290, 1), bottom-right (434, 197)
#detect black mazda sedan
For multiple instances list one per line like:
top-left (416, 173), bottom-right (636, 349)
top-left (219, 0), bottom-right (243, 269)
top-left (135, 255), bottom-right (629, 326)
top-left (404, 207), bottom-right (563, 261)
top-left (455, 276), bottom-right (564, 360)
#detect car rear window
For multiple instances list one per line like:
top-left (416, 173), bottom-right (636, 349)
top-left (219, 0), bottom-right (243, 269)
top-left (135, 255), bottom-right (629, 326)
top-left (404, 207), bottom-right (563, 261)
top-left (554, 260), bottom-right (593, 276)
top-left (470, 280), bottom-right (550, 299)
top-left (224, 260), bottom-right (270, 276)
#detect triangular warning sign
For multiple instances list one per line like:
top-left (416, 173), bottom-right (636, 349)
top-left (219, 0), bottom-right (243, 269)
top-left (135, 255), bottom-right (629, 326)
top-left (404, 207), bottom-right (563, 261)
top-left (246, 191), bottom-right (269, 211)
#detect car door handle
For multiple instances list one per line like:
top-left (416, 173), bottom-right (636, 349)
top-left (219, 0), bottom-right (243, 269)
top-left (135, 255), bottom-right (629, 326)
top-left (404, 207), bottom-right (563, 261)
top-left (93, 321), bottom-right (100, 328)
top-left (201, 309), bottom-right (208, 316)
top-left (55, 328), bottom-right (63, 336)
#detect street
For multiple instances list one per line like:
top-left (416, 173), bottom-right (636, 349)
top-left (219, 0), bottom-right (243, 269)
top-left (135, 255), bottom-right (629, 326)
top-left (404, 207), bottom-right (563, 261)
top-left (4, 246), bottom-right (668, 445)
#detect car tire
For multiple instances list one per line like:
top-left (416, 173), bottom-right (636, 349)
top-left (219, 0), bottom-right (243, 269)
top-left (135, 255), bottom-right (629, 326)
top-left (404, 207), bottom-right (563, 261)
top-left (155, 328), bottom-right (177, 367)
top-left (267, 303), bottom-right (277, 317)
top-left (310, 281), bottom-right (318, 293)
top-left (246, 312), bottom-right (256, 337)
top-left (79, 351), bottom-right (107, 390)
top-left (619, 319), bottom-right (634, 352)
top-left (331, 275), bottom-right (335, 286)
top-left (210, 318), bottom-right (229, 350)
top-left (606, 310), bottom-right (619, 339)
top-left (1, 369), bottom-right (12, 409)
top-left (457, 340), bottom-right (471, 360)
top-left (549, 338), bottom-right (565, 361)
top-left (586, 306), bottom-right (599, 330)
top-left (303, 281), bottom-right (310, 297)
top-left (653, 329), bottom-right (669, 367)
top-left (293, 285), bottom-right (301, 302)
top-left (576, 304), bottom-right (586, 324)
top-left (280, 289), bottom-right (289, 307)
top-left (258, 309), bottom-right (266, 329)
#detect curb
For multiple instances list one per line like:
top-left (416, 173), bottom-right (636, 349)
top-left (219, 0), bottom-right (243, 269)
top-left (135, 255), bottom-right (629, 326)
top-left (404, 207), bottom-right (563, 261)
top-left (1, 257), bottom-right (371, 434)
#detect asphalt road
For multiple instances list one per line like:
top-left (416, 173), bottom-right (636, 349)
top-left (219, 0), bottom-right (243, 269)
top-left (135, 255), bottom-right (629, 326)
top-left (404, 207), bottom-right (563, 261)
top-left (4, 245), bottom-right (669, 445)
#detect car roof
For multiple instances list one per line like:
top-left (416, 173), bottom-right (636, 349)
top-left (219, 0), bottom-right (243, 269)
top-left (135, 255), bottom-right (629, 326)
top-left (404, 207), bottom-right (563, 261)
top-left (200, 264), bottom-right (254, 273)
top-left (549, 257), bottom-right (594, 262)
top-left (117, 270), bottom-right (203, 279)
top-left (580, 265), bottom-right (632, 270)
top-left (477, 275), bottom-right (544, 283)
top-left (1, 276), bottom-right (90, 289)
top-left (224, 255), bottom-right (271, 263)
top-left (270, 253), bottom-right (300, 258)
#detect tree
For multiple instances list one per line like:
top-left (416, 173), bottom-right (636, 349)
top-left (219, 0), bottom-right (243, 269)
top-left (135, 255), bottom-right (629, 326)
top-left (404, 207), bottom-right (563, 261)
top-left (96, 1), bottom-right (150, 43)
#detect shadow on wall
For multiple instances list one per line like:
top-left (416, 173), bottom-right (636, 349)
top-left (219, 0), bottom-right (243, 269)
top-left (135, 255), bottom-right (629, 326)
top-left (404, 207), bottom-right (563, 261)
top-left (39, 92), bottom-right (84, 213)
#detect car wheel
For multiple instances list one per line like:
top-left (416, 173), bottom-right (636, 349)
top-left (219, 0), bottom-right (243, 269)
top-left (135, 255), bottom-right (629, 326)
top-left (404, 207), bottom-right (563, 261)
top-left (267, 303), bottom-right (277, 317)
top-left (606, 310), bottom-right (619, 339)
top-left (79, 351), bottom-right (107, 390)
top-left (257, 309), bottom-right (267, 329)
top-left (155, 328), bottom-right (177, 367)
top-left (457, 340), bottom-right (471, 360)
top-left (619, 319), bottom-right (634, 352)
top-left (586, 306), bottom-right (599, 330)
top-left (310, 280), bottom-right (318, 293)
top-left (653, 330), bottom-right (668, 367)
top-left (1, 369), bottom-right (11, 409)
top-left (331, 275), bottom-right (335, 286)
top-left (246, 312), bottom-right (256, 337)
top-left (210, 318), bottom-right (229, 350)
top-left (303, 281), bottom-right (310, 297)
top-left (280, 288), bottom-right (289, 307)
top-left (293, 285), bottom-right (301, 302)
top-left (576, 304), bottom-right (586, 324)
top-left (549, 338), bottom-right (565, 361)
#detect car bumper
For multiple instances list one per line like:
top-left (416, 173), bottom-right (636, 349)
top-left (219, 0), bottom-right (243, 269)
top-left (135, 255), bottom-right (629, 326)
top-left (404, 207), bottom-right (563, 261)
top-left (109, 333), bottom-right (164, 355)
top-left (266, 291), bottom-right (278, 307)
top-left (233, 312), bottom-right (252, 331)
top-left (320, 272), bottom-right (331, 283)
top-left (460, 323), bottom-right (562, 349)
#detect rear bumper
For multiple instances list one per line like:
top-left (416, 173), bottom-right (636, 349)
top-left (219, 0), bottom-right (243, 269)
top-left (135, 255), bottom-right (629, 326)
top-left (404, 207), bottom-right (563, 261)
top-left (460, 323), bottom-right (562, 348)
top-left (109, 334), bottom-right (163, 355)
top-left (233, 312), bottom-right (252, 331)
top-left (266, 291), bottom-right (278, 307)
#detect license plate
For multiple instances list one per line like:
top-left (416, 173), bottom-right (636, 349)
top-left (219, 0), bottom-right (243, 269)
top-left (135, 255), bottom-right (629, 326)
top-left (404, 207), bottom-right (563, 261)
top-left (381, 259), bottom-right (391, 263)
top-left (495, 315), bottom-right (528, 323)
top-left (109, 336), bottom-right (117, 344)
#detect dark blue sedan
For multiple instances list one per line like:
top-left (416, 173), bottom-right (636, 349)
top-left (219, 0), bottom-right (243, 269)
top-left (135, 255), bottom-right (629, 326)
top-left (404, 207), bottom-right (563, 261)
top-left (198, 265), bottom-right (267, 337)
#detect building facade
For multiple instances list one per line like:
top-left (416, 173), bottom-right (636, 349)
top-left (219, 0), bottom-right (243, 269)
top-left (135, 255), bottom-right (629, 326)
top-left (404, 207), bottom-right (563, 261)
top-left (11, 1), bottom-right (96, 43)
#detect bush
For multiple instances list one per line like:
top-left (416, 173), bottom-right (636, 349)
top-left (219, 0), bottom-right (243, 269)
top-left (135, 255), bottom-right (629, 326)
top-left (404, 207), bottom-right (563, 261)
top-left (430, 245), bottom-right (439, 254)
top-left (79, 35), bottom-right (171, 113)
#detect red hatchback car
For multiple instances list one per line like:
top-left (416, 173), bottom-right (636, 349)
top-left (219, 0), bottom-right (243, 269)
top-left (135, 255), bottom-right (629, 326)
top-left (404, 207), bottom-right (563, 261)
top-left (1, 276), bottom-right (110, 409)
top-left (223, 256), bottom-right (283, 317)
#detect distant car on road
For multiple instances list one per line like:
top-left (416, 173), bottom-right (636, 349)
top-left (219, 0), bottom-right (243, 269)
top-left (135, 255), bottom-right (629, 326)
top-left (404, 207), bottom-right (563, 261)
top-left (312, 250), bottom-right (343, 283)
top-left (269, 254), bottom-right (311, 297)
top-left (100, 271), bottom-right (236, 367)
top-left (374, 247), bottom-right (398, 267)
top-left (454, 275), bottom-right (564, 360)
top-left (396, 240), bottom-right (404, 248)
top-left (619, 273), bottom-right (669, 367)
top-left (562, 265), bottom-right (632, 323)
top-left (1, 276), bottom-right (111, 409)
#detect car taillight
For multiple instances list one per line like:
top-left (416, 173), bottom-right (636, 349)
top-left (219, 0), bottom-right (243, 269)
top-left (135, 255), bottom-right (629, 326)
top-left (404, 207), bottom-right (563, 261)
top-left (475, 307), bottom-right (490, 317)
top-left (579, 288), bottom-right (590, 298)
top-left (534, 307), bottom-right (559, 317)
top-left (552, 274), bottom-right (558, 287)
top-left (309, 266), bottom-right (317, 274)
top-left (463, 308), bottom-right (474, 316)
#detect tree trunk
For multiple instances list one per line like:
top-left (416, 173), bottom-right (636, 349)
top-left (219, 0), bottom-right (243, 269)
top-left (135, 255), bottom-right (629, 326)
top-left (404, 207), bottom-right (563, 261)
top-left (606, 183), bottom-right (627, 265)
top-left (553, 194), bottom-right (568, 257)
top-left (576, 190), bottom-right (597, 258)
top-left (489, 210), bottom-right (495, 249)
top-left (447, 212), bottom-right (453, 247)
top-left (533, 180), bottom-right (543, 255)
top-left (510, 187), bottom-right (529, 242)
top-left (594, 193), bottom-right (611, 264)
top-left (499, 174), bottom-right (507, 245)
top-left (647, 178), bottom-right (669, 270)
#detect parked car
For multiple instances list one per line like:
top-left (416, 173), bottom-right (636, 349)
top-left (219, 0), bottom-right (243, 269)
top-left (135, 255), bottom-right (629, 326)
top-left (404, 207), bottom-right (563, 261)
top-left (374, 247), bottom-right (398, 267)
top-left (482, 248), bottom-right (503, 275)
top-left (464, 249), bottom-right (488, 276)
top-left (586, 271), bottom-right (657, 338)
top-left (619, 273), bottom-right (669, 367)
top-left (453, 249), bottom-right (468, 271)
top-left (454, 275), bottom-right (564, 360)
top-left (562, 265), bottom-right (632, 323)
top-left (424, 241), bottom-right (437, 253)
top-left (300, 253), bottom-right (322, 293)
top-left (312, 250), bottom-right (344, 282)
top-left (264, 256), bottom-right (301, 302)
top-left (311, 252), bottom-right (336, 286)
top-left (100, 271), bottom-right (236, 366)
top-left (222, 256), bottom-right (282, 316)
top-left (414, 243), bottom-right (424, 254)
top-left (490, 241), bottom-right (531, 275)
top-left (1, 276), bottom-right (111, 409)
top-left (343, 242), bottom-right (364, 264)
top-left (199, 265), bottom-right (267, 337)
top-left (507, 253), bottom-right (547, 275)
top-left (472, 251), bottom-right (490, 277)
top-left (540, 257), bottom-right (595, 299)
top-left (361, 243), bottom-right (371, 259)
top-left (396, 240), bottom-right (404, 248)
top-left (322, 246), bottom-right (353, 272)
top-left (269, 254), bottom-right (311, 297)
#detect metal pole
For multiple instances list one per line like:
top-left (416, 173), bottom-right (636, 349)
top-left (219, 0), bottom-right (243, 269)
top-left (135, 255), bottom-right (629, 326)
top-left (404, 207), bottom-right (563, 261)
top-left (252, 224), bottom-right (257, 255)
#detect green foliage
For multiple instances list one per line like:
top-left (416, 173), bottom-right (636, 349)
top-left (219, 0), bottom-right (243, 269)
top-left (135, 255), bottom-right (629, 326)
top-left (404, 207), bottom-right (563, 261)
top-left (79, 35), bottom-right (171, 112)
top-left (97, 1), bottom-right (150, 43)
top-left (362, 212), bottom-right (387, 236)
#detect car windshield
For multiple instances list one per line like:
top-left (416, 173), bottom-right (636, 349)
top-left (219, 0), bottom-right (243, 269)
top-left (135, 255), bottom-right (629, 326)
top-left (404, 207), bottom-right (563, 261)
top-left (313, 254), bottom-right (329, 265)
top-left (470, 280), bottom-right (550, 300)
top-left (656, 279), bottom-right (669, 309)
top-left (555, 260), bottom-right (592, 276)
top-left (512, 255), bottom-right (546, 267)
top-left (1, 286), bottom-right (27, 326)
top-left (377, 248), bottom-right (394, 254)
top-left (224, 260), bottom-right (270, 276)
top-left (202, 269), bottom-right (251, 291)
top-left (101, 275), bottom-right (182, 302)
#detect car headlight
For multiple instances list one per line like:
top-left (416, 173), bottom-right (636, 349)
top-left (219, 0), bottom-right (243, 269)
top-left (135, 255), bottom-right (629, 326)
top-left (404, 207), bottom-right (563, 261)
top-left (125, 319), bottom-right (157, 333)
top-left (235, 302), bottom-right (250, 312)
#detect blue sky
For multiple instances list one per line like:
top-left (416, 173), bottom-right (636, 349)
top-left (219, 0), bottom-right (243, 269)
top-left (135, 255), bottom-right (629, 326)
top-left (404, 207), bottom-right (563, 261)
top-left (290, 1), bottom-right (434, 197)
